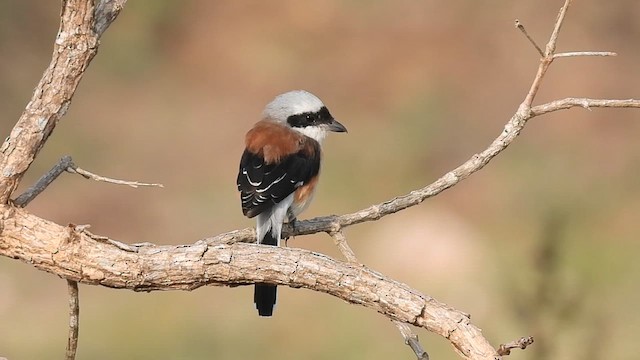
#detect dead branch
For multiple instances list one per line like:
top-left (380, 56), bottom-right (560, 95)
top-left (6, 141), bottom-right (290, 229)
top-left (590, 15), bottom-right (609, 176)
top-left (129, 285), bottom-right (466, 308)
top-left (531, 98), bottom-right (640, 116)
top-left (0, 0), bottom-right (126, 204)
top-left (67, 165), bottom-right (163, 188)
top-left (330, 230), bottom-right (359, 264)
top-left (395, 321), bottom-right (429, 360)
top-left (0, 206), bottom-right (496, 360)
top-left (514, 20), bottom-right (544, 56)
top-left (553, 51), bottom-right (617, 58)
top-left (13, 156), bottom-right (75, 207)
top-left (12, 151), bottom-right (159, 360)
top-left (330, 230), bottom-right (431, 359)
top-left (0, 2), bottom-right (126, 360)
top-left (497, 337), bottom-right (534, 356)
top-left (65, 280), bottom-right (80, 360)
top-left (14, 155), bottom-right (162, 207)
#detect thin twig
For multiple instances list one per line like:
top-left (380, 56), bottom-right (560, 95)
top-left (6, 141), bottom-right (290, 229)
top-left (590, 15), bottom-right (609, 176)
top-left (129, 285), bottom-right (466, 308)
top-left (80, 225), bottom-right (144, 253)
top-left (65, 280), bottom-right (80, 360)
top-left (497, 337), bottom-right (534, 356)
top-left (68, 166), bottom-right (164, 188)
top-left (0, 0), bottom-right (127, 204)
top-left (553, 51), bottom-right (617, 58)
top-left (329, 230), bottom-right (430, 360)
top-left (395, 321), bottom-right (430, 360)
top-left (531, 98), bottom-right (640, 116)
top-left (13, 155), bottom-right (163, 207)
top-left (515, 19), bottom-right (544, 57)
top-left (330, 230), bottom-right (359, 263)
top-left (546, 0), bottom-right (572, 56)
top-left (13, 156), bottom-right (75, 207)
top-left (520, 0), bottom-right (571, 110)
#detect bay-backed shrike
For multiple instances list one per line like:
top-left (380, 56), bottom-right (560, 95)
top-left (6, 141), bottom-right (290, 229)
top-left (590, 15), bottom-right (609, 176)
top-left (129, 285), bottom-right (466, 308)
top-left (237, 90), bottom-right (347, 316)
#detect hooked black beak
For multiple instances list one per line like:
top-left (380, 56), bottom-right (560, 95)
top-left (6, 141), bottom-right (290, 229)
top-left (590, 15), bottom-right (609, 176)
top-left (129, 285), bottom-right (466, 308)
top-left (327, 119), bottom-right (348, 133)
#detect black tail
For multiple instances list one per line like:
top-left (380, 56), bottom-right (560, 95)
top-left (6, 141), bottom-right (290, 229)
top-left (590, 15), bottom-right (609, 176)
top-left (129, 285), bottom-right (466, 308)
top-left (254, 230), bottom-right (278, 316)
top-left (255, 284), bottom-right (277, 316)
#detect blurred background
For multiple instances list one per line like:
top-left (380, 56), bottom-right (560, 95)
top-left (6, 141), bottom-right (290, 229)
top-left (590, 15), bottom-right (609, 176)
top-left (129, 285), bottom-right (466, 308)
top-left (1, 1), bottom-right (639, 359)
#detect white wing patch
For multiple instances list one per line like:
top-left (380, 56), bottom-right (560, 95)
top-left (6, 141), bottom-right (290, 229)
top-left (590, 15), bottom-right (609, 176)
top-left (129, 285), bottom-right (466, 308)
top-left (255, 173), bottom-right (287, 193)
top-left (243, 168), bottom-right (261, 186)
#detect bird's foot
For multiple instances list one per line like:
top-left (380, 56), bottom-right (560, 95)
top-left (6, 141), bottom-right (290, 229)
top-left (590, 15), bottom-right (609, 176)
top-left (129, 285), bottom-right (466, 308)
top-left (285, 217), bottom-right (298, 247)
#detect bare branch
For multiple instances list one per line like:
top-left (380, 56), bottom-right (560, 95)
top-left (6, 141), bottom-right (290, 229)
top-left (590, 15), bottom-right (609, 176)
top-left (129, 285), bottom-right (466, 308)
top-left (238, 1), bottom-right (640, 245)
top-left (93, 0), bottom-right (128, 35)
top-left (0, 0), bottom-right (126, 204)
top-left (546, 0), bottom-right (572, 56)
top-left (553, 51), bottom-right (617, 58)
top-left (515, 19), bottom-right (544, 57)
top-left (395, 321), bottom-right (430, 360)
top-left (67, 167), bottom-right (164, 188)
top-left (275, 3), bottom-right (589, 240)
top-left (13, 155), bottom-right (162, 207)
top-left (531, 98), bottom-right (640, 116)
top-left (79, 225), bottom-right (147, 252)
top-left (268, 96), bottom-right (640, 242)
top-left (65, 280), bottom-right (80, 360)
top-left (330, 230), bottom-right (359, 263)
top-left (497, 337), bottom-right (534, 356)
top-left (0, 207), bottom-right (498, 360)
top-left (520, 0), bottom-right (572, 109)
top-left (224, 96), bottom-right (640, 244)
top-left (330, 230), bottom-right (430, 360)
top-left (13, 156), bottom-right (75, 207)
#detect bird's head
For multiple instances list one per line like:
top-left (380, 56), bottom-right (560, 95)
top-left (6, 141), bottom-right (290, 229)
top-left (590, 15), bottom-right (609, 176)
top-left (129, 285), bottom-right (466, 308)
top-left (262, 90), bottom-right (347, 143)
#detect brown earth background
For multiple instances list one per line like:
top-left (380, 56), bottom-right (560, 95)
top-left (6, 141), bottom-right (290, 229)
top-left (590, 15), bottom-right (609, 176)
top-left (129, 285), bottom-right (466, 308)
top-left (1, 1), bottom-right (639, 359)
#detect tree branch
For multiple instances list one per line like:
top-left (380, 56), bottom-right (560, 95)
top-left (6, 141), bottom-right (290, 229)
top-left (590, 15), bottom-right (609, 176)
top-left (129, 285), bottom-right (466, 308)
top-left (553, 51), bottom-right (617, 58)
top-left (395, 321), bottom-right (429, 360)
top-left (13, 155), bottom-right (162, 207)
top-left (330, 230), bottom-right (359, 264)
top-left (329, 230), bottom-right (431, 360)
top-left (214, 1), bottom-right (631, 247)
top-left (67, 166), bottom-right (163, 188)
top-left (0, 0), bottom-right (126, 204)
top-left (531, 98), bottom-right (640, 116)
top-left (65, 280), bottom-right (80, 360)
top-left (0, 207), bottom-right (498, 360)
top-left (13, 156), bottom-right (75, 207)
top-left (497, 337), bottom-right (534, 356)
top-left (514, 20), bottom-right (544, 57)
top-left (546, 0), bottom-right (572, 56)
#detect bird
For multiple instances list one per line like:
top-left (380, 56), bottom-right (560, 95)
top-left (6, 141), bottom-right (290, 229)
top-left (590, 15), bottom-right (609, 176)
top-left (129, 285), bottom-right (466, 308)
top-left (236, 90), bottom-right (347, 316)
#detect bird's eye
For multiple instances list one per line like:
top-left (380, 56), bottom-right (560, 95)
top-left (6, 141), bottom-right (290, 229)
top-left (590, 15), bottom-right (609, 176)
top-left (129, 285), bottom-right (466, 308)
top-left (306, 114), bottom-right (316, 123)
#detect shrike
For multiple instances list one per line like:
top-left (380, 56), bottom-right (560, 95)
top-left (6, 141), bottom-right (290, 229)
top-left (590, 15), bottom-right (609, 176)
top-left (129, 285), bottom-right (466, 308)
top-left (237, 90), bottom-right (347, 316)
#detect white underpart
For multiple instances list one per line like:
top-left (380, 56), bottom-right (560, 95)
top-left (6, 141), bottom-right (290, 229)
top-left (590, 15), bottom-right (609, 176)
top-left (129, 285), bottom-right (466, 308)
top-left (289, 188), bottom-right (316, 219)
top-left (292, 125), bottom-right (328, 143)
top-left (256, 193), bottom-right (295, 246)
top-left (256, 90), bottom-right (328, 244)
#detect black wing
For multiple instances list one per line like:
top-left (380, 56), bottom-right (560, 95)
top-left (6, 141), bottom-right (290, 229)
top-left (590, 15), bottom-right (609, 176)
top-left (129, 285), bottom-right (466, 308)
top-left (237, 149), bottom-right (320, 218)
